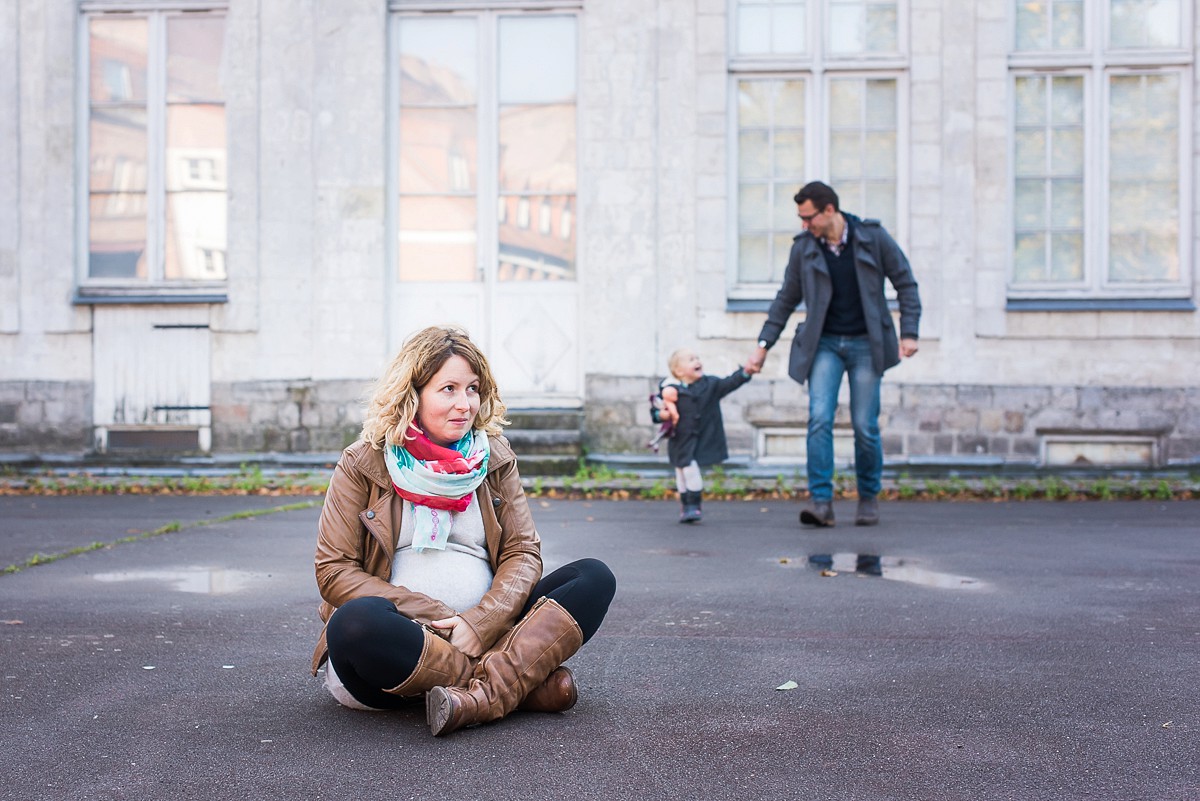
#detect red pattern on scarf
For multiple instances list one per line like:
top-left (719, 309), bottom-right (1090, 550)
top-left (391, 426), bottom-right (483, 513)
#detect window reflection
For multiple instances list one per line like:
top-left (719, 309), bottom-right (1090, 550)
top-left (498, 195), bottom-right (575, 281)
top-left (86, 12), bottom-right (226, 283)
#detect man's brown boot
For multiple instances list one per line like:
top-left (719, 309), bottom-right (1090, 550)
top-left (426, 597), bottom-right (583, 735)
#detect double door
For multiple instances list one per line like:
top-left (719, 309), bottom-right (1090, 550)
top-left (389, 11), bottom-right (581, 404)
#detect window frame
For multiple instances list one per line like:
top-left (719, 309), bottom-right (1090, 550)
top-left (727, 0), bottom-right (909, 300)
top-left (75, 1), bottom-right (229, 304)
top-left (1006, 0), bottom-right (1194, 302)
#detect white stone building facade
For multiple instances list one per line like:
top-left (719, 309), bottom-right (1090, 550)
top-left (1, 0), bottom-right (1197, 469)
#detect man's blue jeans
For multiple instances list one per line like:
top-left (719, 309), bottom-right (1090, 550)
top-left (806, 334), bottom-right (882, 503)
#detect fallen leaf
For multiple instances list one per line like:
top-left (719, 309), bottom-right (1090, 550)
top-left (775, 680), bottom-right (798, 691)
top-left (779, 558), bottom-right (791, 564)
top-left (2, 620), bottom-right (23, 625)
top-left (820, 569), bottom-right (838, 577)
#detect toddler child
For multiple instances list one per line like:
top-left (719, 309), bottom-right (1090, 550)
top-left (663, 348), bottom-right (753, 523)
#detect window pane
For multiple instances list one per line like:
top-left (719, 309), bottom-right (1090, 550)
top-left (166, 105), bottom-right (226, 191)
top-left (865, 4), bottom-right (898, 51)
top-left (865, 80), bottom-right (897, 127)
top-left (738, 233), bottom-right (771, 282)
top-left (864, 132), bottom-right (897, 177)
top-left (90, 109), bottom-right (148, 192)
top-left (1052, 0), bottom-right (1084, 48)
top-left (1014, 129), bottom-right (1046, 176)
top-left (1015, 1), bottom-right (1048, 50)
top-left (1049, 232), bottom-right (1083, 281)
top-left (90, 17), bottom-right (147, 103)
top-left (775, 81), bottom-right (806, 126)
top-left (737, 6), bottom-right (772, 55)
top-left (1014, 76), bottom-right (1046, 125)
top-left (739, 81), bottom-right (772, 126)
top-left (498, 194), bottom-right (575, 281)
top-left (498, 104), bottom-right (576, 193)
top-left (739, 130), bottom-right (771, 179)
top-left (773, 182), bottom-right (799, 229)
top-left (1014, 178), bottom-right (1046, 229)
top-left (1108, 74), bottom-right (1180, 283)
top-left (167, 16), bottom-right (225, 102)
top-left (772, 5), bottom-right (807, 54)
top-left (89, 194), bottom-right (148, 279)
top-left (499, 16), bottom-right (576, 104)
top-left (829, 81), bottom-right (862, 126)
top-left (1050, 178), bottom-right (1083, 227)
top-left (829, 1), bottom-right (896, 54)
top-left (1050, 128), bottom-right (1083, 175)
top-left (399, 17), bottom-right (477, 104)
top-left (1012, 232), bottom-right (1047, 282)
top-left (863, 181), bottom-right (897, 224)
top-left (739, 184), bottom-right (769, 229)
top-left (165, 192), bottom-right (227, 280)
top-left (398, 196), bottom-right (477, 282)
top-left (829, 131), bottom-right (861, 177)
top-left (399, 108), bottom-right (477, 193)
top-left (774, 129), bottom-right (805, 175)
top-left (1110, 0), bottom-right (1181, 48)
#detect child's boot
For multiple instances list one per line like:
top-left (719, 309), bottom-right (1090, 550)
top-left (679, 491), bottom-right (703, 523)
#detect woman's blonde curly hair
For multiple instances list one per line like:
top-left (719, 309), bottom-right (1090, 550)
top-left (360, 326), bottom-right (508, 450)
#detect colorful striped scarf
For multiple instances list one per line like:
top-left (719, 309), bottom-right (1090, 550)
top-left (385, 425), bottom-right (490, 552)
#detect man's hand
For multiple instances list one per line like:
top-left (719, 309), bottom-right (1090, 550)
top-left (900, 338), bottom-right (919, 358)
top-left (745, 345), bottom-right (767, 374)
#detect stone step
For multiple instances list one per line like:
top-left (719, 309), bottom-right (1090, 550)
top-left (504, 428), bottom-right (582, 456)
top-left (512, 453), bottom-right (581, 476)
top-left (505, 408), bottom-right (584, 431)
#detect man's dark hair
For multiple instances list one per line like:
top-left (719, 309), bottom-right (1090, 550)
top-left (793, 181), bottom-right (839, 212)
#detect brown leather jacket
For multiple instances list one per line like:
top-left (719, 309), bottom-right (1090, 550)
top-left (311, 434), bottom-right (542, 675)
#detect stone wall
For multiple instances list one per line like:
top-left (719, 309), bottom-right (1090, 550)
top-left (584, 375), bottom-right (1200, 468)
top-left (209, 379), bottom-right (368, 453)
top-left (0, 381), bottom-right (91, 450)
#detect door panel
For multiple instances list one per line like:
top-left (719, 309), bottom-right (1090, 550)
top-left (93, 305), bottom-right (211, 451)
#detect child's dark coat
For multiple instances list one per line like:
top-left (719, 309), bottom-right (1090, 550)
top-left (666, 368), bottom-right (751, 468)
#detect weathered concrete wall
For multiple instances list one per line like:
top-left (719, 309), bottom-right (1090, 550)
top-left (210, 379), bottom-right (368, 453)
top-left (0, 381), bottom-right (91, 450)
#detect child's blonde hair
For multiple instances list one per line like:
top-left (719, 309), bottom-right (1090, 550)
top-left (667, 348), bottom-right (695, 381)
top-left (360, 326), bottom-right (509, 449)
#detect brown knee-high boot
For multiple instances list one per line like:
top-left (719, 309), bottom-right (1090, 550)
top-left (426, 597), bottom-right (583, 735)
top-left (382, 626), bottom-right (474, 698)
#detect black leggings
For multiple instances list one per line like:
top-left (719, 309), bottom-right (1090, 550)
top-left (325, 558), bottom-right (616, 710)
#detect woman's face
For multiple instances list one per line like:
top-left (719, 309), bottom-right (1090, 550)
top-left (416, 354), bottom-right (481, 448)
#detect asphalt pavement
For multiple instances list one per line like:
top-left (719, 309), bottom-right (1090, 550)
top-left (1, 494), bottom-right (1197, 801)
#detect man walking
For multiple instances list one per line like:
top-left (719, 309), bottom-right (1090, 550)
top-left (745, 181), bottom-right (921, 527)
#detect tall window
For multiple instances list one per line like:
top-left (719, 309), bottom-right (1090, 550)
top-left (82, 7), bottom-right (228, 289)
top-left (731, 0), bottom-right (904, 291)
top-left (1010, 0), bottom-right (1191, 300)
top-left (394, 11), bottom-right (578, 284)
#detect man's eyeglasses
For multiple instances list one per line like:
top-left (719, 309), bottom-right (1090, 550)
top-left (798, 209), bottom-right (822, 223)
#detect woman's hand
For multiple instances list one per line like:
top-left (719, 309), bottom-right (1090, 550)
top-left (430, 615), bottom-right (486, 657)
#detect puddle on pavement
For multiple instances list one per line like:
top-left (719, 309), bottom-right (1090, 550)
top-left (93, 567), bottom-right (262, 594)
top-left (799, 553), bottom-right (984, 590)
